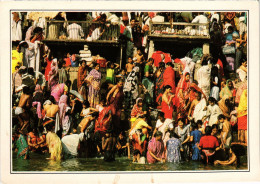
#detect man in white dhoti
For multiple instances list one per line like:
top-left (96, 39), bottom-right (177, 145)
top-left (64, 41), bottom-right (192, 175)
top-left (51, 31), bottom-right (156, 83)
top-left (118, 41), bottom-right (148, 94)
top-left (197, 57), bottom-right (211, 98)
top-left (188, 91), bottom-right (207, 123)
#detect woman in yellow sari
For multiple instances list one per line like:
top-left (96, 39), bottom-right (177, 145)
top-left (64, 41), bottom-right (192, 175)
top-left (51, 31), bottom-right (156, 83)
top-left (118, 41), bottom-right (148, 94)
top-left (45, 123), bottom-right (62, 160)
top-left (237, 89), bottom-right (247, 145)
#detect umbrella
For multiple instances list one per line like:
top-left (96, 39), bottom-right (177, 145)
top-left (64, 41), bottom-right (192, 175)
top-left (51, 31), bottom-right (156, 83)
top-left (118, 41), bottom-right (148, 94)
top-left (69, 90), bottom-right (84, 102)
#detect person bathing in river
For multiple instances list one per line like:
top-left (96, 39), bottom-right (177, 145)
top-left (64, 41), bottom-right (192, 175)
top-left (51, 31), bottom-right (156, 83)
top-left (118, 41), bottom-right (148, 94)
top-left (147, 131), bottom-right (165, 164)
top-left (43, 96), bottom-right (59, 133)
top-left (45, 123), bottom-right (62, 161)
top-left (14, 86), bottom-right (32, 131)
top-left (102, 129), bottom-right (116, 162)
top-left (198, 126), bottom-right (220, 164)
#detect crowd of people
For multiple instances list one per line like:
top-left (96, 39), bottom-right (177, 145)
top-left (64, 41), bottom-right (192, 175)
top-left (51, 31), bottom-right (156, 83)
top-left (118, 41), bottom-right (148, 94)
top-left (12, 11), bottom-right (247, 168)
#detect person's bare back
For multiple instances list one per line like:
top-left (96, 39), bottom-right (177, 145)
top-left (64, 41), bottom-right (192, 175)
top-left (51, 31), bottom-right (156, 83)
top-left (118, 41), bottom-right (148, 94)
top-left (18, 93), bottom-right (31, 109)
top-left (44, 104), bottom-right (59, 118)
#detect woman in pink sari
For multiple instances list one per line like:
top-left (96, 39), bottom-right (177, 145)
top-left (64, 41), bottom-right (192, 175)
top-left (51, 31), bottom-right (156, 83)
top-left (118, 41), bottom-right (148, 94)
top-left (59, 95), bottom-right (71, 137)
top-left (85, 63), bottom-right (101, 107)
top-left (175, 72), bottom-right (191, 119)
top-left (147, 131), bottom-right (165, 163)
top-left (48, 58), bottom-right (59, 91)
top-left (51, 83), bottom-right (68, 103)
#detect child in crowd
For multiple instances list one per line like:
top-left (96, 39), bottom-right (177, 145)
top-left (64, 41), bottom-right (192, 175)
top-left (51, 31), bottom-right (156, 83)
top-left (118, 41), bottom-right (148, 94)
top-left (125, 57), bottom-right (134, 74)
top-left (115, 69), bottom-right (126, 82)
top-left (58, 60), bottom-right (68, 84)
top-left (106, 61), bottom-right (119, 84)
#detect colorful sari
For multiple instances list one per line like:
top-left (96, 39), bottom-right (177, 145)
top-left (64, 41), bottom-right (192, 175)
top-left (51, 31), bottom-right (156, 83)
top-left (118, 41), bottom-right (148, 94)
top-left (175, 72), bottom-right (191, 119)
top-left (147, 137), bottom-right (165, 163)
top-left (77, 66), bottom-right (88, 100)
top-left (59, 95), bottom-right (71, 136)
top-left (16, 134), bottom-right (29, 159)
top-left (235, 80), bottom-right (247, 104)
top-left (237, 90), bottom-right (247, 130)
top-left (155, 69), bottom-right (165, 109)
top-left (131, 98), bottom-right (144, 118)
top-left (220, 80), bottom-right (234, 100)
top-left (86, 69), bottom-right (101, 107)
top-left (51, 83), bottom-right (65, 103)
top-left (95, 106), bottom-right (112, 135)
top-left (123, 67), bottom-right (139, 109)
top-left (46, 132), bottom-right (62, 160)
top-left (108, 88), bottom-right (124, 134)
top-left (48, 58), bottom-right (59, 91)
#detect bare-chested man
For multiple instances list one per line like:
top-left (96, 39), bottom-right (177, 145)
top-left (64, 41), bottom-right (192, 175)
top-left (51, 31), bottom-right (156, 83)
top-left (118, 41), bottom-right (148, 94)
top-left (43, 96), bottom-right (59, 128)
top-left (125, 57), bottom-right (134, 74)
top-left (188, 91), bottom-right (207, 122)
top-left (14, 86), bottom-right (32, 131)
top-left (102, 130), bottom-right (116, 162)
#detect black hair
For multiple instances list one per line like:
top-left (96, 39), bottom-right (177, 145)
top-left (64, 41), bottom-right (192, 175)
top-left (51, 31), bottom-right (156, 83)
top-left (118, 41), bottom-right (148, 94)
top-left (196, 91), bottom-right (202, 97)
top-left (92, 62), bottom-right (99, 68)
top-left (49, 95), bottom-right (56, 104)
top-left (148, 58), bottom-right (154, 62)
top-left (202, 57), bottom-right (208, 66)
top-left (165, 62), bottom-right (173, 67)
top-left (91, 111), bottom-right (99, 118)
top-left (159, 62), bottom-right (165, 69)
top-left (133, 149), bottom-right (141, 156)
top-left (23, 86), bottom-right (30, 95)
top-left (27, 67), bottom-right (35, 76)
top-left (163, 85), bottom-right (172, 92)
top-left (81, 60), bottom-right (86, 65)
top-left (212, 124), bottom-right (219, 130)
top-left (218, 114), bottom-right (225, 120)
top-left (45, 123), bottom-right (53, 132)
top-left (211, 66), bottom-right (219, 77)
top-left (185, 72), bottom-right (190, 77)
top-left (33, 27), bottom-right (43, 34)
top-left (205, 126), bottom-right (212, 135)
top-left (106, 61), bottom-right (112, 68)
top-left (83, 100), bottom-right (90, 107)
top-left (128, 56), bottom-right (133, 60)
top-left (157, 111), bottom-right (165, 119)
top-left (169, 131), bottom-right (180, 139)
top-left (191, 123), bottom-right (198, 130)
top-left (208, 97), bottom-right (216, 104)
top-left (155, 131), bottom-right (163, 137)
top-left (193, 80), bottom-right (198, 85)
top-left (15, 66), bottom-right (20, 70)
top-left (177, 118), bottom-right (185, 124)
top-left (65, 80), bottom-right (71, 88)
top-left (228, 26), bottom-right (234, 32)
top-left (196, 120), bottom-right (203, 125)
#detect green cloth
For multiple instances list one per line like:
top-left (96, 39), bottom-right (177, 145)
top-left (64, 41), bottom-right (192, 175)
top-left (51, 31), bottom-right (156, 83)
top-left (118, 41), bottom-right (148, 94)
top-left (106, 68), bottom-right (115, 84)
top-left (16, 134), bottom-right (29, 159)
top-left (144, 65), bottom-right (153, 74)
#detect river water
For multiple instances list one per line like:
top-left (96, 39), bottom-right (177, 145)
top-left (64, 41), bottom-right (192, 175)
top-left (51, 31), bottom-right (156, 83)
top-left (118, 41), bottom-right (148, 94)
top-left (12, 152), bottom-right (248, 172)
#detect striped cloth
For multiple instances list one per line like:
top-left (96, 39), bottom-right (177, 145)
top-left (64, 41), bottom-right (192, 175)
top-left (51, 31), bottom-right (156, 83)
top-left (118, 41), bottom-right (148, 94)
top-left (67, 23), bottom-right (84, 40)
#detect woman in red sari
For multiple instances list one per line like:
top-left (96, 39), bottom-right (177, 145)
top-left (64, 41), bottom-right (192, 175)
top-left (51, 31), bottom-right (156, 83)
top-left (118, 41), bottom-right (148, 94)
top-left (161, 85), bottom-right (175, 119)
top-left (44, 52), bottom-right (53, 82)
top-left (106, 79), bottom-right (124, 135)
top-left (163, 62), bottom-right (176, 94)
top-left (175, 72), bottom-right (191, 120)
top-left (155, 62), bottom-right (165, 109)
